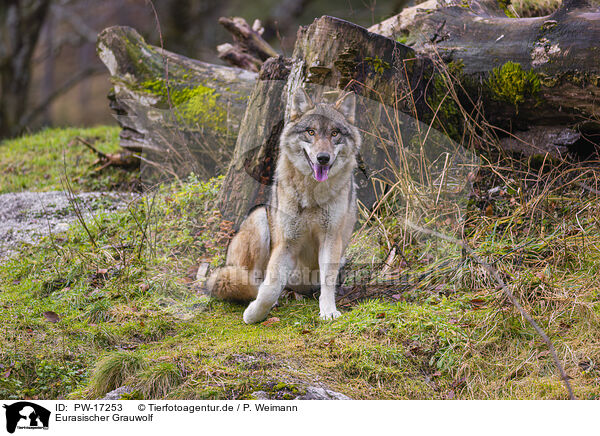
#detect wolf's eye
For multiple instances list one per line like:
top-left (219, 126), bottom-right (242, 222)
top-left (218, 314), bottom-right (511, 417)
top-left (307, 129), bottom-right (315, 136)
top-left (331, 130), bottom-right (339, 137)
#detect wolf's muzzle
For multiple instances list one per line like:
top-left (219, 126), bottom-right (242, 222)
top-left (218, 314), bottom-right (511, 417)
top-left (317, 152), bottom-right (331, 165)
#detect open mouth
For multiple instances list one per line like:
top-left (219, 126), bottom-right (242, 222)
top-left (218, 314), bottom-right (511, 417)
top-left (303, 149), bottom-right (331, 182)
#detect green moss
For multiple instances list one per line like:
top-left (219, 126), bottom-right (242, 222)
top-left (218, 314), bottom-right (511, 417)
top-left (497, 0), bottom-right (517, 17)
top-left (395, 35), bottom-right (409, 45)
top-left (364, 55), bottom-right (391, 74)
top-left (3, 128), bottom-right (600, 400)
top-left (487, 61), bottom-right (540, 110)
top-left (140, 79), bottom-right (227, 132)
top-left (425, 61), bottom-right (464, 141)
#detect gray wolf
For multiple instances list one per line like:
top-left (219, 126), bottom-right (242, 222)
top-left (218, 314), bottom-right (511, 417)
top-left (207, 88), bottom-right (361, 323)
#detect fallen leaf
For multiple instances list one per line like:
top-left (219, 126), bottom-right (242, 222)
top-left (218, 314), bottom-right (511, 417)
top-left (470, 298), bottom-right (486, 309)
top-left (451, 376), bottom-right (467, 389)
top-left (42, 311), bottom-right (60, 323)
top-left (261, 317), bottom-right (280, 326)
top-left (376, 312), bottom-right (386, 319)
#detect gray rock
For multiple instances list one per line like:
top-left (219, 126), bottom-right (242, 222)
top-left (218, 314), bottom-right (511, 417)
top-left (102, 386), bottom-right (134, 400)
top-left (295, 386), bottom-right (351, 400)
top-left (251, 391), bottom-right (271, 400)
top-left (251, 385), bottom-right (351, 400)
top-left (0, 191), bottom-right (135, 259)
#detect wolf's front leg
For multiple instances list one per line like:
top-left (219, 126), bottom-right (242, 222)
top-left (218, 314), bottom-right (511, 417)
top-left (318, 237), bottom-right (344, 320)
top-left (243, 246), bottom-right (294, 324)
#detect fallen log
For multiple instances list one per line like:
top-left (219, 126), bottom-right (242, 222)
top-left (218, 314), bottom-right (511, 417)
top-left (97, 26), bottom-right (257, 179)
top-left (369, 0), bottom-right (600, 153)
top-left (97, 0), bottom-right (600, 188)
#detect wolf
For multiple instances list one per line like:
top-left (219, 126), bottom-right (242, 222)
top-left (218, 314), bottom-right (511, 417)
top-left (207, 87), bottom-right (361, 323)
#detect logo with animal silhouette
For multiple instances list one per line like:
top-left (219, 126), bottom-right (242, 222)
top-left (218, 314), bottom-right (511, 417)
top-left (3, 402), bottom-right (50, 434)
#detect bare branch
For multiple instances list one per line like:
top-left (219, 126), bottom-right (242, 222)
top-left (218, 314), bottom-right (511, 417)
top-left (405, 220), bottom-right (577, 400)
top-left (217, 16), bottom-right (279, 71)
top-left (50, 3), bottom-right (97, 43)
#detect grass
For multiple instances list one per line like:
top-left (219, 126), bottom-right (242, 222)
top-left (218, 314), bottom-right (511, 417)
top-left (510, 0), bottom-right (560, 16)
top-left (0, 126), bottom-right (137, 193)
top-left (88, 351), bottom-right (147, 397)
top-left (4, 0), bottom-right (600, 401)
top-left (0, 126), bottom-right (599, 400)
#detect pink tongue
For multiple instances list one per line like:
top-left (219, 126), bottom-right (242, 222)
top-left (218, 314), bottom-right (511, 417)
top-left (313, 164), bottom-right (330, 182)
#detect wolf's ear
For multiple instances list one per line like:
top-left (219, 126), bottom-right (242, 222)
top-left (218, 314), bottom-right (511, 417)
top-left (290, 87), bottom-right (314, 120)
top-left (334, 92), bottom-right (356, 124)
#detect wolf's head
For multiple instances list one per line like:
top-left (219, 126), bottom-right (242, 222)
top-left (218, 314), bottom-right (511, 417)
top-left (279, 88), bottom-right (361, 182)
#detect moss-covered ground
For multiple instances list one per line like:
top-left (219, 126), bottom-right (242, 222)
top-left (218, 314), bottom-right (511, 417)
top-left (1, 127), bottom-right (599, 400)
top-left (0, 127), bottom-right (140, 194)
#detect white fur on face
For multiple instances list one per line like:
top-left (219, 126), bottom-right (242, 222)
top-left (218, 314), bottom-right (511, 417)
top-left (281, 90), bottom-right (361, 183)
top-left (281, 125), bottom-right (359, 182)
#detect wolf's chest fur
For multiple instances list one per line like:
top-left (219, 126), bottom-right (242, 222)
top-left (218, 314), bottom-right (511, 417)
top-left (275, 155), bottom-right (351, 209)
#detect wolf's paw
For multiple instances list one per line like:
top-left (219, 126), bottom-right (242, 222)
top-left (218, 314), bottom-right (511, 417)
top-left (243, 301), bottom-right (270, 324)
top-left (319, 309), bottom-right (341, 320)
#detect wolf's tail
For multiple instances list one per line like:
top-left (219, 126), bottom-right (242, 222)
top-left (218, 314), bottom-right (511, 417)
top-left (207, 266), bottom-right (258, 302)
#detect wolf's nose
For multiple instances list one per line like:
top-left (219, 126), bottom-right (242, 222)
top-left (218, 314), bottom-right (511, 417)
top-left (316, 152), bottom-right (330, 165)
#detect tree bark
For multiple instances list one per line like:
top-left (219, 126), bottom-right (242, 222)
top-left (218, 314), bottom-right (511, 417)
top-left (97, 26), bottom-right (257, 179)
top-left (217, 56), bottom-right (292, 223)
top-left (0, 0), bottom-right (52, 139)
top-left (97, 0), bottom-right (600, 189)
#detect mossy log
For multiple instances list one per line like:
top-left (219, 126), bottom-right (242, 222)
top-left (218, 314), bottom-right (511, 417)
top-left (97, 26), bottom-right (257, 179)
top-left (370, 0), bottom-right (600, 152)
top-left (98, 0), bottom-right (600, 190)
